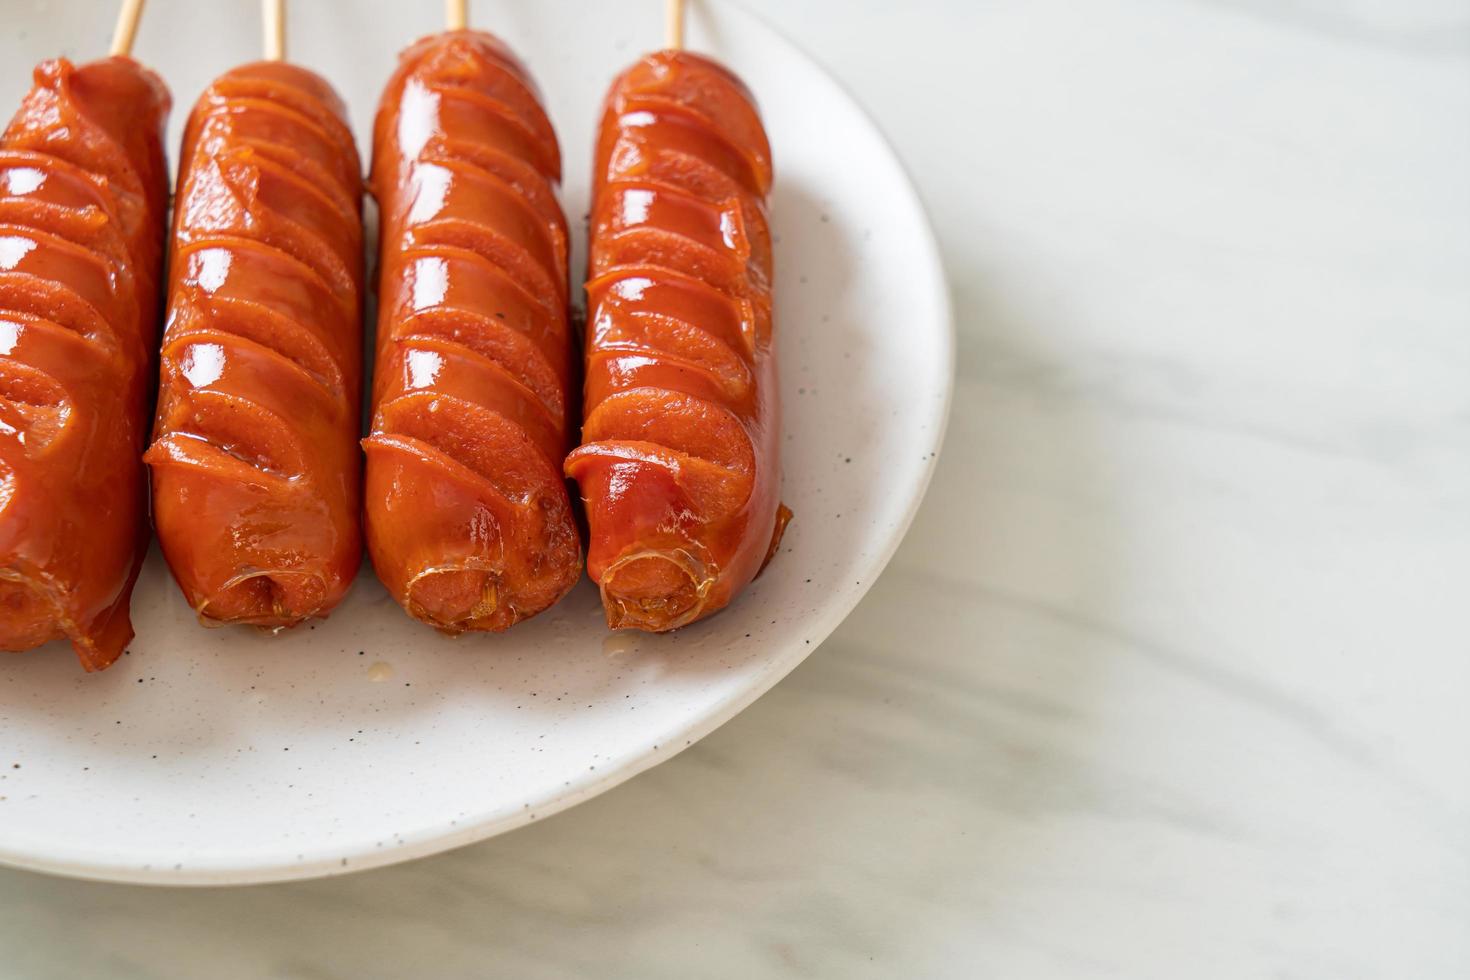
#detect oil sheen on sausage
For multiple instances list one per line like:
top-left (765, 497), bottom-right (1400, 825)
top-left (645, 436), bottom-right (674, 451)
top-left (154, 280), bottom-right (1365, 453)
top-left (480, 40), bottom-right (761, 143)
top-left (364, 31), bottom-right (580, 632)
top-left (145, 63), bottom-right (364, 628)
top-left (0, 57), bottom-right (169, 670)
top-left (566, 51), bottom-right (790, 632)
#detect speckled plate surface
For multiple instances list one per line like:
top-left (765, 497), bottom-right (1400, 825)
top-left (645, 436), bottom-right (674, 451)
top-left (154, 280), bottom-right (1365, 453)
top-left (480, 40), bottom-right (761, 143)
top-left (0, 0), bottom-right (951, 884)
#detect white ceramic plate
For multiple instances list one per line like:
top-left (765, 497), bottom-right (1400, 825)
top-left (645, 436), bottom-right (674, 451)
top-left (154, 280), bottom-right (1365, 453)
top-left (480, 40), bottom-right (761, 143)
top-left (0, 0), bottom-right (951, 884)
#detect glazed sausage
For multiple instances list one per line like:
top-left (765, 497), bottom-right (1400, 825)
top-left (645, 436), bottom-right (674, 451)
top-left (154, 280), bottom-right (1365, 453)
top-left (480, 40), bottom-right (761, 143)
top-left (566, 51), bottom-right (790, 632)
top-left (144, 64), bottom-right (364, 627)
top-left (0, 57), bottom-right (169, 670)
top-left (364, 31), bottom-right (580, 632)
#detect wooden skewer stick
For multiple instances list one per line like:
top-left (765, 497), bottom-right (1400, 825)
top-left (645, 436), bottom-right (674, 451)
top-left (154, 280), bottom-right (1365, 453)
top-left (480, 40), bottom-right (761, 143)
top-left (263, 0), bottom-right (285, 61)
top-left (109, 0), bottom-right (146, 57)
top-left (446, 0), bottom-right (468, 31)
top-left (665, 0), bottom-right (686, 50)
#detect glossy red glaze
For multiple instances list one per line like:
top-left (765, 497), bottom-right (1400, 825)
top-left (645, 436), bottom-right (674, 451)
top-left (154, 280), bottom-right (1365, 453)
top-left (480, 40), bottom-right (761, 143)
top-left (566, 51), bottom-right (789, 632)
top-left (144, 63), bottom-right (364, 628)
top-left (0, 57), bottom-right (169, 670)
top-left (364, 31), bottom-right (579, 632)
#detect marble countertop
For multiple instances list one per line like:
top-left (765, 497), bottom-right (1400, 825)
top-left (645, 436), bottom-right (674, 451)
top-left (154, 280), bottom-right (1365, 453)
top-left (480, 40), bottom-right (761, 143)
top-left (2, 1), bottom-right (1466, 976)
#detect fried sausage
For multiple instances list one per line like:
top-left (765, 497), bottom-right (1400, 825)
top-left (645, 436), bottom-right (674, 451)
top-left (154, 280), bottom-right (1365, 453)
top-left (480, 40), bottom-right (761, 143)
top-left (363, 31), bottom-right (580, 632)
top-left (566, 51), bottom-right (790, 632)
top-left (0, 57), bottom-right (169, 670)
top-left (144, 64), bottom-right (364, 628)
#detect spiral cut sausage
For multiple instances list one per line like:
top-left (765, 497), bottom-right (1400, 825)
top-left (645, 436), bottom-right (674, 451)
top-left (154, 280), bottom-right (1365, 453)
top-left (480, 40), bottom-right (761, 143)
top-left (0, 58), bottom-right (169, 670)
top-left (566, 51), bottom-right (790, 632)
top-left (144, 64), bottom-right (364, 628)
top-left (364, 31), bottom-right (580, 632)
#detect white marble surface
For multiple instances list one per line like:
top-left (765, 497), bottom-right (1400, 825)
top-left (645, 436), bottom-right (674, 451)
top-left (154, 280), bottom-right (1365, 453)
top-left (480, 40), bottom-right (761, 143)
top-left (1, 0), bottom-right (1467, 976)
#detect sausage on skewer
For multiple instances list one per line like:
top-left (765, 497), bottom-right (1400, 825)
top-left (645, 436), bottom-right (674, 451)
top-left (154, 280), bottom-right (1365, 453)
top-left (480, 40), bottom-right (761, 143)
top-left (144, 58), bottom-right (365, 628)
top-left (0, 50), bottom-right (170, 669)
top-left (364, 29), bottom-right (580, 632)
top-left (566, 47), bottom-right (790, 631)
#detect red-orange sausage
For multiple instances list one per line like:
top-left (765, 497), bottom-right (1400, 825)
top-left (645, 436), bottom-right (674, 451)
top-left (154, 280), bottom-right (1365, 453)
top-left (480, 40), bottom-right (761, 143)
top-left (566, 51), bottom-right (790, 632)
top-left (0, 57), bottom-right (169, 670)
top-left (364, 31), bottom-right (580, 632)
top-left (144, 64), bottom-right (364, 628)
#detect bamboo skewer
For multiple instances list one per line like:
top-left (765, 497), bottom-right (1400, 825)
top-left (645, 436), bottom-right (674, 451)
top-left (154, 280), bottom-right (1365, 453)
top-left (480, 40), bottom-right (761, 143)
top-left (446, 0), bottom-right (468, 31)
top-left (109, 0), bottom-right (146, 57)
top-left (665, 0), bottom-right (686, 50)
top-left (263, 0), bottom-right (285, 61)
